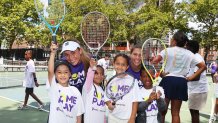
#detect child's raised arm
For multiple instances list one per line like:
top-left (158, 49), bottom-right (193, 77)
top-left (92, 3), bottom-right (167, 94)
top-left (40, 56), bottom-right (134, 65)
top-left (48, 43), bottom-right (58, 85)
top-left (83, 59), bottom-right (96, 93)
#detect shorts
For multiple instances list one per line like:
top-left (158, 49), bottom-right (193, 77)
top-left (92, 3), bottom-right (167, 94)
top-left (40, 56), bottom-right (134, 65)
top-left (188, 92), bottom-right (207, 110)
top-left (25, 88), bottom-right (34, 94)
top-left (159, 76), bottom-right (188, 101)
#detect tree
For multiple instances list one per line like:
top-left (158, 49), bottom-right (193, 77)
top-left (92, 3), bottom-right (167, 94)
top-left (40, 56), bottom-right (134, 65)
top-left (129, 0), bottom-right (189, 44)
top-left (186, 0), bottom-right (218, 61)
top-left (0, 0), bottom-right (41, 49)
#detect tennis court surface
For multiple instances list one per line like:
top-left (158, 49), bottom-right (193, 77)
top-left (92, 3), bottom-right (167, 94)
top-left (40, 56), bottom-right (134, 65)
top-left (0, 71), bottom-right (217, 123)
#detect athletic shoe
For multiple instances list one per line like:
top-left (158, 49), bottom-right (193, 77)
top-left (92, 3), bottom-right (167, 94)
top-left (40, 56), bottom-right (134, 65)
top-left (38, 103), bottom-right (45, 111)
top-left (17, 105), bottom-right (28, 110)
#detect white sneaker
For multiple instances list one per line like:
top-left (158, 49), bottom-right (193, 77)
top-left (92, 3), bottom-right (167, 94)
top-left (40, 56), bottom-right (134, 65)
top-left (18, 105), bottom-right (28, 110)
top-left (38, 103), bottom-right (45, 111)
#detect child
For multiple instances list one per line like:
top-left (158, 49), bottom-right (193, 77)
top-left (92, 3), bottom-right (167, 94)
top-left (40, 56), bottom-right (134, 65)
top-left (186, 40), bottom-right (208, 123)
top-left (105, 54), bottom-right (139, 123)
top-left (82, 59), bottom-right (106, 123)
top-left (18, 50), bottom-right (44, 110)
top-left (136, 66), bottom-right (166, 123)
top-left (48, 43), bottom-right (84, 123)
top-left (152, 31), bottom-right (206, 123)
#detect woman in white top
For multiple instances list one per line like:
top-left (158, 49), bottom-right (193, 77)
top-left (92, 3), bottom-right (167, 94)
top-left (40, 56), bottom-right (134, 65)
top-left (152, 31), bottom-right (206, 123)
top-left (48, 43), bottom-right (84, 123)
top-left (82, 59), bottom-right (106, 123)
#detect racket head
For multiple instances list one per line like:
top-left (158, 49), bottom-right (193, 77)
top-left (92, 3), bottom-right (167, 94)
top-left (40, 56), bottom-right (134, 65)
top-left (34, 0), bottom-right (66, 32)
top-left (105, 72), bottom-right (135, 103)
top-left (141, 38), bottom-right (167, 86)
top-left (81, 11), bottom-right (110, 52)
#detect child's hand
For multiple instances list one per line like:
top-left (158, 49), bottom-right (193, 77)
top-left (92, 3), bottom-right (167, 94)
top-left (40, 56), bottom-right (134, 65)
top-left (90, 58), bottom-right (97, 69)
top-left (156, 90), bottom-right (162, 100)
top-left (148, 91), bottom-right (157, 102)
top-left (50, 42), bottom-right (58, 53)
top-left (107, 102), bottom-right (115, 111)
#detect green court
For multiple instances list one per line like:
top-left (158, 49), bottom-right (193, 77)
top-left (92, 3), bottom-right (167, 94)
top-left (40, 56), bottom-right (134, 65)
top-left (0, 71), bottom-right (217, 123)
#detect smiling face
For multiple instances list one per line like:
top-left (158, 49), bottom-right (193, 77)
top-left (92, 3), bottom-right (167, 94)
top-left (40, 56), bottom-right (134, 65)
top-left (140, 69), bottom-right (154, 89)
top-left (93, 66), bottom-right (105, 85)
top-left (63, 49), bottom-right (81, 66)
top-left (130, 48), bottom-right (142, 67)
top-left (113, 55), bottom-right (129, 74)
top-left (55, 64), bottom-right (71, 87)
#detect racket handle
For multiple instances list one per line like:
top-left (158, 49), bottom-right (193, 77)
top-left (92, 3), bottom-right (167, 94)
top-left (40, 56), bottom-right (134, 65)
top-left (52, 35), bottom-right (57, 44)
top-left (153, 86), bottom-right (156, 92)
top-left (91, 55), bottom-right (97, 70)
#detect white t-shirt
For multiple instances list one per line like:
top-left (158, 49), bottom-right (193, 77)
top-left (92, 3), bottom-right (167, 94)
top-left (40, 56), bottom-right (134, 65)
top-left (159, 46), bottom-right (201, 77)
top-left (23, 59), bottom-right (35, 88)
top-left (82, 84), bottom-right (105, 123)
top-left (97, 58), bottom-right (109, 71)
top-left (138, 85), bottom-right (165, 123)
top-left (105, 74), bottom-right (139, 119)
top-left (49, 77), bottom-right (85, 123)
top-left (188, 53), bottom-right (208, 94)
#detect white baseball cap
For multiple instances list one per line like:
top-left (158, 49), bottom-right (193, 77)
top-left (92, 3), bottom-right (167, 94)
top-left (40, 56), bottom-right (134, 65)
top-left (61, 41), bottom-right (80, 54)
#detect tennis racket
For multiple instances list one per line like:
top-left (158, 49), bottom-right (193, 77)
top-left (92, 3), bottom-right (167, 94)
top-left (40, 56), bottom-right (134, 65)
top-left (141, 38), bottom-right (167, 91)
top-left (34, 0), bottom-right (66, 44)
top-left (81, 11), bottom-right (110, 70)
top-left (105, 72), bottom-right (135, 105)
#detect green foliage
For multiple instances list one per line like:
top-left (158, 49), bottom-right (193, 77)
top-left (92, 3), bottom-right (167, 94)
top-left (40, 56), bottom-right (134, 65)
top-left (0, 0), bottom-right (217, 51)
top-left (187, 0), bottom-right (218, 47)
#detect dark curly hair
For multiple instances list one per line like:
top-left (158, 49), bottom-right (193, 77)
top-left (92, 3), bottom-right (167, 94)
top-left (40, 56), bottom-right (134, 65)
top-left (172, 31), bottom-right (189, 47)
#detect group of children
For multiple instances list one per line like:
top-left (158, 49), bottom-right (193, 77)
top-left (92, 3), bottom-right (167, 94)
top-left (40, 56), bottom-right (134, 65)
top-left (19, 30), bottom-right (210, 123)
top-left (47, 39), bottom-right (167, 123)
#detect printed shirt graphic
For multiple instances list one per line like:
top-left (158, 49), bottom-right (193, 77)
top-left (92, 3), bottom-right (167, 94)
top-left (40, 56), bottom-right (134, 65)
top-left (49, 77), bottom-right (85, 123)
top-left (159, 47), bottom-right (201, 77)
top-left (82, 84), bottom-right (105, 123)
top-left (61, 58), bottom-right (86, 93)
top-left (23, 59), bottom-right (35, 88)
top-left (187, 53), bottom-right (208, 94)
top-left (138, 85), bottom-right (165, 123)
top-left (105, 74), bottom-right (139, 119)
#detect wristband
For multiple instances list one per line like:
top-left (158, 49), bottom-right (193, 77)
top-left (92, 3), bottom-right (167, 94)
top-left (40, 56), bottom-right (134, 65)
top-left (34, 78), bottom-right (37, 82)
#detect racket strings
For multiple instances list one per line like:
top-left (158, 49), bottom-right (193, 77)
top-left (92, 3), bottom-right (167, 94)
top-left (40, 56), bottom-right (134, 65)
top-left (81, 13), bottom-right (109, 49)
top-left (142, 39), bottom-right (167, 82)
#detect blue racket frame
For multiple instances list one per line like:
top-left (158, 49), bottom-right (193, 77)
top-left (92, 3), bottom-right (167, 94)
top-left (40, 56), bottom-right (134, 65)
top-left (34, 0), bottom-right (66, 44)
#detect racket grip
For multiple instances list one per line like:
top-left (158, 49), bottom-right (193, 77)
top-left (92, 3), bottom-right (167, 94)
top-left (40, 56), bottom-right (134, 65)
top-left (52, 35), bottom-right (57, 44)
top-left (153, 86), bottom-right (156, 92)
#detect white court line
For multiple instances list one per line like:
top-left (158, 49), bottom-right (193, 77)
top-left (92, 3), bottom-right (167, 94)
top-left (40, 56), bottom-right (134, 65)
top-left (19, 97), bottom-right (50, 102)
top-left (0, 95), bottom-right (49, 113)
